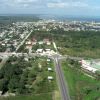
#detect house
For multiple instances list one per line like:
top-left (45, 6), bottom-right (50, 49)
top-left (43, 38), bottom-right (51, 45)
top-left (32, 38), bottom-right (37, 45)
top-left (26, 44), bottom-right (32, 49)
top-left (25, 40), bottom-right (32, 45)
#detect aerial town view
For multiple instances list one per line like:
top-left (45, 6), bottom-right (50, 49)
top-left (0, 0), bottom-right (100, 100)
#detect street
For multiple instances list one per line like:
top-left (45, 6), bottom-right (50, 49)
top-left (15, 30), bottom-right (33, 52)
top-left (54, 55), bottom-right (70, 100)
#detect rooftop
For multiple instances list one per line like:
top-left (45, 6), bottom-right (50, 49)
top-left (84, 60), bottom-right (100, 70)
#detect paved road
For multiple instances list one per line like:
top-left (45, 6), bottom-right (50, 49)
top-left (15, 30), bottom-right (33, 52)
top-left (54, 55), bottom-right (70, 100)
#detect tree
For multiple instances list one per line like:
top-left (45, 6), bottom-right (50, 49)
top-left (0, 79), bottom-right (8, 94)
top-left (95, 70), bottom-right (100, 80)
top-left (8, 78), bottom-right (18, 92)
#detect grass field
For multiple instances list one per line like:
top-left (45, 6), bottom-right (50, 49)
top-left (0, 93), bottom-right (52, 100)
top-left (62, 61), bottom-right (100, 100)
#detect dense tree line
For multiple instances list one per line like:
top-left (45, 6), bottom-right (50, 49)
top-left (0, 56), bottom-right (53, 95)
top-left (0, 56), bottom-right (33, 94)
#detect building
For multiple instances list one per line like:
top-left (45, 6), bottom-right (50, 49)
top-left (80, 60), bottom-right (100, 73)
top-left (48, 68), bottom-right (52, 71)
top-left (47, 59), bottom-right (51, 62)
top-left (38, 41), bottom-right (44, 45)
top-left (43, 39), bottom-right (51, 45)
top-left (32, 38), bottom-right (37, 45)
top-left (36, 49), bottom-right (43, 53)
top-left (48, 76), bottom-right (53, 80)
top-left (26, 40), bottom-right (32, 45)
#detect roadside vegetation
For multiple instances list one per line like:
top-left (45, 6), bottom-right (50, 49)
top-left (62, 59), bottom-right (100, 100)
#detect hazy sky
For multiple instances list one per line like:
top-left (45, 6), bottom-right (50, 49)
top-left (0, 0), bottom-right (100, 16)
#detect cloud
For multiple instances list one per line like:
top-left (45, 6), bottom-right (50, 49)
top-left (47, 2), bottom-right (68, 8)
top-left (0, 0), bottom-right (100, 16)
top-left (47, 2), bottom-right (89, 8)
top-left (0, 0), bottom-right (40, 7)
top-left (14, 0), bottom-right (38, 4)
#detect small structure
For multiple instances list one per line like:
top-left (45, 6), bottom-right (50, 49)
top-left (3, 92), bottom-right (15, 97)
top-left (48, 76), bottom-right (53, 80)
top-left (47, 59), bottom-right (51, 62)
top-left (26, 40), bottom-right (32, 45)
top-left (38, 41), bottom-right (44, 45)
top-left (26, 45), bottom-right (32, 50)
top-left (26, 40), bottom-right (33, 51)
top-left (45, 49), bottom-right (51, 52)
top-left (2, 43), bottom-right (5, 46)
top-left (48, 68), bottom-right (52, 71)
top-left (43, 39), bottom-right (51, 45)
top-left (43, 39), bottom-right (50, 43)
top-left (32, 38), bottom-right (37, 45)
top-left (24, 58), bottom-right (29, 62)
top-left (47, 42), bottom-right (51, 45)
top-left (36, 49), bottom-right (43, 53)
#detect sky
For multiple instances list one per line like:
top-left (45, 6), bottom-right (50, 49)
top-left (0, 0), bottom-right (100, 17)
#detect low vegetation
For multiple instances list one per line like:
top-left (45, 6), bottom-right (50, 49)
top-left (62, 60), bottom-right (100, 100)
top-left (0, 56), bottom-right (58, 100)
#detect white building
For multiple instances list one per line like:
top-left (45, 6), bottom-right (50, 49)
top-left (47, 59), bottom-right (51, 62)
top-left (36, 49), bottom-right (43, 53)
top-left (48, 76), bottom-right (53, 80)
top-left (81, 60), bottom-right (99, 73)
top-left (48, 68), bottom-right (52, 71)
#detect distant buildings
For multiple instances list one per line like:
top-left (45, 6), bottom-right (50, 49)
top-left (1, 20), bottom-right (100, 53)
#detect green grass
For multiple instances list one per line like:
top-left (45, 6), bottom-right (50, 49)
top-left (62, 61), bottom-right (100, 100)
top-left (0, 93), bottom-right (52, 100)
